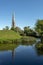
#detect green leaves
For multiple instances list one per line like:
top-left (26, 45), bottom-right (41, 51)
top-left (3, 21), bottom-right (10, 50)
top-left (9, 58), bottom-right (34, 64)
top-left (35, 20), bottom-right (43, 35)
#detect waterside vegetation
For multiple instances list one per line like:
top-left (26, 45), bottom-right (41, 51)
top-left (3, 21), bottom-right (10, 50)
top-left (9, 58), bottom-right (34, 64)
top-left (0, 14), bottom-right (43, 50)
top-left (0, 30), bottom-right (36, 44)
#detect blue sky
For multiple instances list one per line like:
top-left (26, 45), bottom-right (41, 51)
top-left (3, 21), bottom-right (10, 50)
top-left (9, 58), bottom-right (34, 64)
top-left (0, 0), bottom-right (43, 29)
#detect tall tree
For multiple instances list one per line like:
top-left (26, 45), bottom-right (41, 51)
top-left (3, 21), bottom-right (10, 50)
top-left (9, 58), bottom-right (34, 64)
top-left (35, 20), bottom-right (43, 42)
top-left (24, 26), bottom-right (34, 36)
top-left (35, 20), bottom-right (43, 35)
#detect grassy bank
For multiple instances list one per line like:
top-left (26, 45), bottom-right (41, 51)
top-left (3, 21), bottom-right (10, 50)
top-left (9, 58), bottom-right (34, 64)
top-left (0, 30), bottom-right (21, 40)
top-left (0, 30), bottom-right (36, 50)
top-left (0, 30), bottom-right (21, 43)
top-left (0, 30), bottom-right (36, 44)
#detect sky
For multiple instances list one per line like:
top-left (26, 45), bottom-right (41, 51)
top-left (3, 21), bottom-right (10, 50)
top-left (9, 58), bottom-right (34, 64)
top-left (0, 0), bottom-right (43, 29)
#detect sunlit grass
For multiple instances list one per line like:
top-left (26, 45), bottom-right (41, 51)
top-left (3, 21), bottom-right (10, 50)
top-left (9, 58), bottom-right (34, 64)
top-left (0, 30), bottom-right (21, 40)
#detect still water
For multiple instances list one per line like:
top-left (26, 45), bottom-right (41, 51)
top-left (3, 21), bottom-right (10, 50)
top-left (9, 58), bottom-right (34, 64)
top-left (0, 44), bottom-right (43, 65)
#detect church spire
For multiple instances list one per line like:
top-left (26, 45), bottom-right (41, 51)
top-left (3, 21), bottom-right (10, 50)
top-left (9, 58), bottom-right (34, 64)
top-left (12, 12), bottom-right (15, 28)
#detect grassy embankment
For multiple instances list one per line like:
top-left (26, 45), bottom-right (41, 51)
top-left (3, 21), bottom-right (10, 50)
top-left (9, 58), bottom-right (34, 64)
top-left (0, 30), bottom-right (21, 50)
top-left (0, 30), bottom-right (36, 50)
top-left (0, 30), bottom-right (36, 43)
top-left (0, 30), bottom-right (21, 43)
top-left (0, 30), bottom-right (36, 44)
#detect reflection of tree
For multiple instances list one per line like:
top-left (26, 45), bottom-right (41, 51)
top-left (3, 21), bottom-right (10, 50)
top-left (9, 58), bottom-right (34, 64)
top-left (35, 43), bottom-right (43, 56)
top-left (36, 49), bottom-right (43, 56)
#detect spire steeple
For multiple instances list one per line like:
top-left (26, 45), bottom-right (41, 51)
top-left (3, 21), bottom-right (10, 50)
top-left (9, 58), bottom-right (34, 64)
top-left (12, 12), bottom-right (15, 28)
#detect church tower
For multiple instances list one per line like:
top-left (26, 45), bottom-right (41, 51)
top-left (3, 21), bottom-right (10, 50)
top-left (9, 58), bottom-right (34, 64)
top-left (12, 13), bottom-right (15, 28)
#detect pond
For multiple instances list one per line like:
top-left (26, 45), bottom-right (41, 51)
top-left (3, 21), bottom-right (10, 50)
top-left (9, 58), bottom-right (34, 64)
top-left (0, 44), bottom-right (43, 65)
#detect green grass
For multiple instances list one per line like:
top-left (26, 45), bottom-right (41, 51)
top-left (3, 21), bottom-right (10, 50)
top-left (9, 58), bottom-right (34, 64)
top-left (0, 30), bottom-right (21, 40)
top-left (0, 30), bottom-right (36, 44)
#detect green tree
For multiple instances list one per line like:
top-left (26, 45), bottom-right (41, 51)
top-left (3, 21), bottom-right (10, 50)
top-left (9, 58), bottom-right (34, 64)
top-left (5, 26), bottom-right (9, 30)
top-left (24, 26), bottom-right (34, 36)
top-left (35, 20), bottom-right (43, 42)
top-left (15, 27), bottom-right (23, 34)
top-left (11, 27), bottom-right (15, 31)
top-left (3, 26), bottom-right (9, 30)
top-left (24, 26), bottom-right (30, 34)
top-left (35, 20), bottom-right (43, 35)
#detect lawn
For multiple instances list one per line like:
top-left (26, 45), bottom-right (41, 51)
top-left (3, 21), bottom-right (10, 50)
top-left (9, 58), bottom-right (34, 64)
top-left (0, 30), bottom-right (21, 40)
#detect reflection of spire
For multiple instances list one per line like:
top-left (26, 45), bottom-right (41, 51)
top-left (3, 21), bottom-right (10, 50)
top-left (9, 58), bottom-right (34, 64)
top-left (12, 49), bottom-right (14, 63)
top-left (12, 12), bottom-right (15, 28)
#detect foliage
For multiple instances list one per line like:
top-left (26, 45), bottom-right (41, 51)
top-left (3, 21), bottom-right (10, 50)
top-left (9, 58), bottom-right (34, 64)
top-left (5, 26), bottom-right (9, 30)
top-left (35, 20), bottom-right (43, 43)
top-left (0, 30), bottom-right (36, 44)
top-left (15, 27), bottom-right (21, 32)
top-left (3, 26), bottom-right (9, 30)
top-left (24, 26), bottom-right (35, 36)
top-left (15, 27), bottom-right (24, 35)
top-left (24, 26), bottom-right (30, 34)
top-left (10, 27), bottom-right (15, 31)
top-left (35, 20), bottom-right (43, 35)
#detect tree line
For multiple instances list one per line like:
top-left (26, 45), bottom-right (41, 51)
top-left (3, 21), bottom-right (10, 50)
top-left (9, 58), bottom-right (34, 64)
top-left (3, 20), bottom-right (43, 38)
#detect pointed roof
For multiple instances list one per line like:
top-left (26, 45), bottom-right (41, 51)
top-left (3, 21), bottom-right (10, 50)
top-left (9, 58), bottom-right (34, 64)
top-left (12, 12), bottom-right (15, 28)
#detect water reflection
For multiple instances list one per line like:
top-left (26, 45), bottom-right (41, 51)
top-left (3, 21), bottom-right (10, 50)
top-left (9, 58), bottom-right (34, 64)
top-left (0, 48), bottom-right (16, 65)
top-left (36, 49), bottom-right (43, 56)
top-left (0, 43), bottom-right (43, 65)
top-left (12, 48), bottom-right (14, 63)
top-left (35, 42), bottom-right (43, 56)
